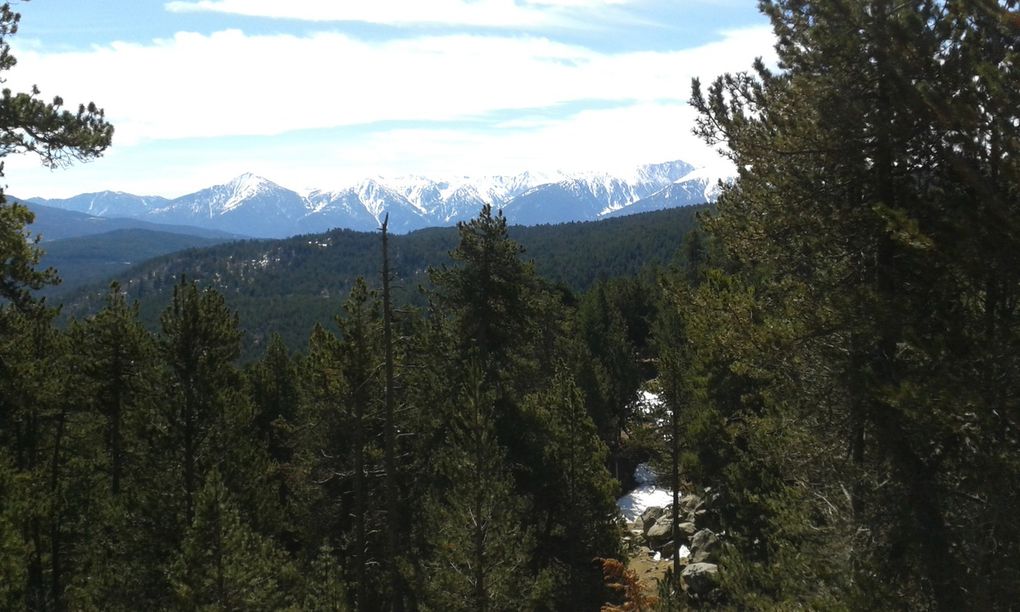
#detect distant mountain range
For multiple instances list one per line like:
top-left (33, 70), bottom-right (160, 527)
top-left (26, 160), bottom-right (730, 239)
top-left (16, 200), bottom-right (241, 242)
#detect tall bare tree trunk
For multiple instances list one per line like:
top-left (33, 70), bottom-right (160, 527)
top-left (380, 215), bottom-right (404, 611)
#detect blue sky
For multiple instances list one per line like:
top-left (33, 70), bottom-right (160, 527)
top-left (5, 1), bottom-right (774, 198)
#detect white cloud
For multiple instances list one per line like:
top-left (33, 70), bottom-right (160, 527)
top-left (164, 0), bottom-right (558, 28)
top-left (3, 24), bottom-right (774, 197)
top-left (4, 100), bottom-right (727, 199)
top-left (354, 103), bottom-right (716, 176)
top-left (7, 26), bottom-right (775, 146)
top-left (524, 0), bottom-right (629, 6)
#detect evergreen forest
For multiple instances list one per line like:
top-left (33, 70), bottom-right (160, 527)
top-left (1, 1), bottom-right (1019, 610)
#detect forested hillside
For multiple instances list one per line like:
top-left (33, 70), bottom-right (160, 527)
top-left (56, 205), bottom-right (704, 357)
top-left (2, 1), bottom-right (1019, 611)
top-left (37, 229), bottom-right (232, 296)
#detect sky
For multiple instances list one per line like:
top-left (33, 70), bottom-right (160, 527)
top-left (3, 0), bottom-right (775, 199)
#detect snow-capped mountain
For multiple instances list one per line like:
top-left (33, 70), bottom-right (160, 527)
top-left (28, 160), bottom-right (729, 239)
top-left (30, 191), bottom-right (169, 219)
top-left (147, 173), bottom-right (307, 237)
top-left (501, 160), bottom-right (696, 225)
top-left (603, 163), bottom-right (734, 220)
top-left (302, 180), bottom-right (428, 234)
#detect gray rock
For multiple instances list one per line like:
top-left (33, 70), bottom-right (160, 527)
top-left (647, 516), bottom-right (697, 548)
top-left (659, 540), bottom-right (675, 557)
top-left (678, 493), bottom-right (703, 514)
top-left (639, 506), bottom-right (665, 536)
top-left (676, 522), bottom-right (698, 539)
top-left (690, 529), bottom-right (720, 564)
top-left (681, 562), bottom-right (720, 595)
top-left (645, 517), bottom-right (672, 547)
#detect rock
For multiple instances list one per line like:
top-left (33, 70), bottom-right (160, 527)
top-left (681, 562), bottom-right (720, 595)
top-left (678, 493), bottom-right (703, 514)
top-left (639, 506), bottom-right (665, 536)
top-left (677, 521), bottom-right (698, 539)
top-left (659, 539), bottom-right (674, 557)
top-left (690, 528), bottom-right (720, 564)
top-left (647, 516), bottom-right (697, 548)
top-left (659, 540), bottom-right (683, 559)
top-left (645, 517), bottom-right (672, 547)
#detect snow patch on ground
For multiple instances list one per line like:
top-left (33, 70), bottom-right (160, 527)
top-left (653, 545), bottom-right (692, 562)
top-left (618, 485), bottom-right (674, 522)
top-left (618, 463), bottom-right (675, 522)
top-left (636, 390), bottom-right (663, 415)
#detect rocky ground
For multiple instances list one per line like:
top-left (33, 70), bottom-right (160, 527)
top-left (617, 463), bottom-right (722, 601)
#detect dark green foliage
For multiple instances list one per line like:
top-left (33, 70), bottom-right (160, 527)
top-left (652, 0), bottom-right (1020, 609)
top-left (170, 469), bottom-right (297, 610)
top-left (36, 228), bottom-right (230, 297)
top-left (54, 206), bottom-right (706, 359)
top-left (575, 279), bottom-right (647, 456)
top-left (424, 367), bottom-right (533, 612)
top-left (159, 277), bottom-right (244, 525)
top-left (0, 200), bottom-right (58, 311)
top-left (430, 205), bottom-right (542, 383)
top-left (521, 370), bottom-right (621, 610)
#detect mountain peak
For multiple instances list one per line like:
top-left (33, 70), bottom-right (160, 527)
top-left (227, 172), bottom-right (274, 191)
top-left (35, 159), bottom-right (717, 238)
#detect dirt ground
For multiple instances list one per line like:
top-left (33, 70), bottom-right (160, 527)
top-left (628, 544), bottom-right (669, 596)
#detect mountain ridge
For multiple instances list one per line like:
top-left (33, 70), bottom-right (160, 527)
top-left (29, 160), bottom-right (730, 239)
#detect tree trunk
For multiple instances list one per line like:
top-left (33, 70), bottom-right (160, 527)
top-left (380, 215), bottom-right (404, 611)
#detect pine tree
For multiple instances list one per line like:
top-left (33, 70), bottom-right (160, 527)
top-left (424, 366), bottom-right (532, 612)
top-left (429, 204), bottom-right (543, 390)
top-left (299, 280), bottom-right (387, 610)
top-left (521, 369), bottom-right (620, 610)
top-left (171, 469), bottom-right (296, 610)
top-left (0, 7), bottom-right (112, 602)
top-left (75, 283), bottom-right (155, 497)
top-left (159, 278), bottom-right (243, 526)
top-left (61, 283), bottom-right (164, 610)
top-left (682, 0), bottom-right (1020, 607)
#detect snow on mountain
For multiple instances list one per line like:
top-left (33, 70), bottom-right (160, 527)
top-left (501, 160), bottom-right (697, 225)
top-left (673, 160), bottom-right (736, 202)
top-left (152, 173), bottom-right (297, 219)
top-left (29, 191), bottom-right (168, 219)
top-left (143, 174), bottom-right (307, 237)
top-left (602, 163), bottom-right (734, 220)
top-left (31, 160), bottom-right (723, 239)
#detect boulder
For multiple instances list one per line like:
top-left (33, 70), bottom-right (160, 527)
top-left (690, 528), bottom-right (720, 564)
top-left (681, 563), bottom-right (720, 595)
top-left (677, 521), bottom-right (698, 540)
top-left (678, 493), bottom-right (703, 515)
top-left (639, 506), bottom-right (665, 536)
top-left (647, 516), bottom-right (697, 548)
top-left (645, 517), bottom-right (672, 547)
top-left (659, 540), bottom-right (674, 557)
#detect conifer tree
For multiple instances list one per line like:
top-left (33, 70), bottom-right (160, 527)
top-left (0, 7), bottom-right (112, 601)
top-left (336, 278), bottom-right (380, 612)
top-left (429, 204), bottom-right (542, 390)
top-left (680, 0), bottom-right (1020, 607)
top-left (75, 283), bottom-right (155, 497)
top-left (61, 284), bottom-right (164, 609)
top-left (159, 278), bottom-right (243, 526)
top-left (424, 366), bottom-right (531, 612)
top-left (171, 469), bottom-right (295, 610)
top-left (521, 369), bottom-right (620, 609)
top-left (299, 280), bottom-right (387, 610)
top-left (379, 215), bottom-right (407, 611)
